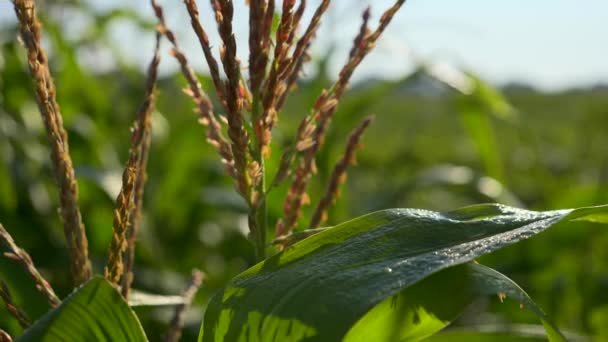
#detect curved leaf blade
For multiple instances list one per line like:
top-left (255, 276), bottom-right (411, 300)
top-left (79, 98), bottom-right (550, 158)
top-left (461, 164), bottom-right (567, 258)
top-left (17, 276), bottom-right (147, 342)
top-left (344, 262), bottom-right (564, 342)
top-left (200, 204), bottom-right (608, 341)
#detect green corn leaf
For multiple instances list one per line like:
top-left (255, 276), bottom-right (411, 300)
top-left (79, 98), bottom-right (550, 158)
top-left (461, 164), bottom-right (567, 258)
top-left (200, 204), bottom-right (608, 341)
top-left (423, 323), bottom-right (587, 342)
top-left (17, 276), bottom-right (147, 342)
top-left (459, 104), bottom-right (504, 182)
top-left (424, 330), bottom-right (548, 342)
top-left (344, 262), bottom-right (562, 342)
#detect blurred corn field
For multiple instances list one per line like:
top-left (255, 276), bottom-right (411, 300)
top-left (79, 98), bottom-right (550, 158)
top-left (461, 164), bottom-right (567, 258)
top-left (1, 1), bottom-right (608, 340)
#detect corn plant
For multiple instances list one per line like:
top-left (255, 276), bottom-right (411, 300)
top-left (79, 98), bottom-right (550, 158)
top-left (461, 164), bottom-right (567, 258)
top-left (1, 0), bottom-right (607, 341)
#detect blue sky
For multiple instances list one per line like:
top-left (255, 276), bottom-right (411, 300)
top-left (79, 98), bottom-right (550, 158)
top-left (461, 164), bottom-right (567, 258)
top-left (1, 0), bottom-right (606, 91)
top-left (324, 0), bottom-right (608, 90)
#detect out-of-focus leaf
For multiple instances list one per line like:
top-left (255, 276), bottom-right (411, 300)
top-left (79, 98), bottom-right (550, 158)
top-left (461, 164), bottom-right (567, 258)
top-left (457, 74), bottom-right (517, 183)
top-left (458, 100), bottom-right (504, 182)
top-left (200, 187), bottom-right (248, 213)
top-left (420, 62), bottom-right (515, 182)
top-left (17, 276), bottom-right (147, 342)
top-left (128, 289), bottom-right (185, 307)
top-left (422, 62), bottom-right (516, 120)
top-left (200, 204), bottom-right (608, 341)
top-left (0, 158), bottom-right (16, 210)
top-left (376, 164), bottom-right (523, 210)
top-left (92, 8), bottom-right (155, 31)
top-left (468, 75), bottom-right (517, 121)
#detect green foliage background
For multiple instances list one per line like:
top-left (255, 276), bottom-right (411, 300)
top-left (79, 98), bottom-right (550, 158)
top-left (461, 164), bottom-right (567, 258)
top-left (1, 2), bottom-right (607, 340)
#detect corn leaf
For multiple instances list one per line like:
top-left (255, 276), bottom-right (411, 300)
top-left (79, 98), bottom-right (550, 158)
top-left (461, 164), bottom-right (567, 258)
top-left (17, 276), bottom-right (147, 342)
top-left (344, 262), bottom-right (562, 342)
top-left (200, 204), bottom-right (608, 341)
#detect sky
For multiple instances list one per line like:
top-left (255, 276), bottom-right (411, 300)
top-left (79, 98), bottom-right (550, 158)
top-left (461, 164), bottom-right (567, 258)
top-left (1, 0), bottom-right (606, 91)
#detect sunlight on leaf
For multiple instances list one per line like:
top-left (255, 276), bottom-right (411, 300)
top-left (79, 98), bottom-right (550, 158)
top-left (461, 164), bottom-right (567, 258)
top-left (200, 204), bottom-right (608, 341)
top-left (17, 277), bottom-right (147, 342)
top-left (345, 263), bottom-right (563, 342)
